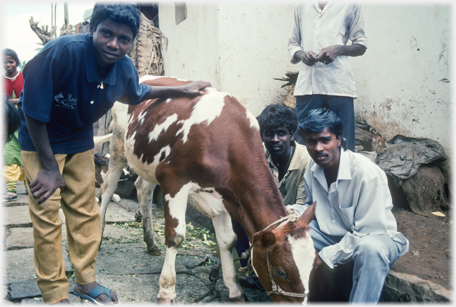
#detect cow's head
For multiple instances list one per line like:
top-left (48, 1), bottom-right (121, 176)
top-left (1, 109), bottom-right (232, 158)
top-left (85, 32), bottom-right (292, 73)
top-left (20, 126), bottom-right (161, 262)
top-left (251, 202), bottom-right (318, 303)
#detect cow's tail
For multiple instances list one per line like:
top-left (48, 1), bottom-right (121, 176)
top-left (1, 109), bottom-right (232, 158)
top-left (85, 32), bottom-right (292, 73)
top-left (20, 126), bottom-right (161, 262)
top-left (94, 133), bottom-right (113, 145)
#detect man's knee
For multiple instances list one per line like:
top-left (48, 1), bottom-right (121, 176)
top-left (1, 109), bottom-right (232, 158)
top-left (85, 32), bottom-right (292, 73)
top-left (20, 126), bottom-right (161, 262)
top-left (353, 235), bottom-right (394, 265)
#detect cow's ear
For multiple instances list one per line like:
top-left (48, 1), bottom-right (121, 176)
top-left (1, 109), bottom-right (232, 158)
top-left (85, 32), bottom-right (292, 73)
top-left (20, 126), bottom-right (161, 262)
top-left (253, 230), bottom-right (276, 250)
top-left (298, 201), bottom-right (316, 226)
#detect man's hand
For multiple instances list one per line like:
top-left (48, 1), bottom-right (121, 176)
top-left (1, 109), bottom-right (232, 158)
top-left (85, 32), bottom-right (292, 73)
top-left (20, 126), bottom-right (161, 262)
top-left (179, 81), bottom-right (212, 96)
top-left (30, 167), bottom-right (65, 204)
top-left (301, 51), bottom-right (318, 66)
top-left (316, 45), bottom-right (341, 65)
top-left (148, 81), bottom-right (212, 100)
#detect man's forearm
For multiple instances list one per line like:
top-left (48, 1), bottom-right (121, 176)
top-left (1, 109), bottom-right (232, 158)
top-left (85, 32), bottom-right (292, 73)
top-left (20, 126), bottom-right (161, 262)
top-left (337, 43), bottom-right (366, 57)
top-left (146, 81), bottom-right (211, 100)
top-left (24, 114), bottom-right (59, 171)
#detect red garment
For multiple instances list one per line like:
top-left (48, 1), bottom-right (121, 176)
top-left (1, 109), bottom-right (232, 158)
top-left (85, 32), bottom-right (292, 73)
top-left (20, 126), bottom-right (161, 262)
top-left (4, 72), bottom-right (24, 99)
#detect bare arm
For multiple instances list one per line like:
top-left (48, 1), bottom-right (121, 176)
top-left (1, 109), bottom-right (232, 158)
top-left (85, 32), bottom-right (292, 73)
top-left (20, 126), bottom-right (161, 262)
top-left (316, 44), bottom-right (366, 65)
top-left (24, 114), bottom-right (65, 204)
top-left (147, 81), bottom-right (212, 100)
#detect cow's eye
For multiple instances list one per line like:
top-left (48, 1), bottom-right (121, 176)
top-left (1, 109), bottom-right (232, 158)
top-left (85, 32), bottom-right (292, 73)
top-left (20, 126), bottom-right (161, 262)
top-left (277, 268), bottom-right (287, 279)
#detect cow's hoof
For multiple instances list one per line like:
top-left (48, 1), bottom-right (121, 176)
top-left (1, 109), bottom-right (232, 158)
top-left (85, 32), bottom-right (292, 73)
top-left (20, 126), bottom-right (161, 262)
top-left (157, 297), bottom-right (176, 304)
top-left (229, 293), bottom-right (247, 303)
top-left (147, 246), bottom-right (162, 256)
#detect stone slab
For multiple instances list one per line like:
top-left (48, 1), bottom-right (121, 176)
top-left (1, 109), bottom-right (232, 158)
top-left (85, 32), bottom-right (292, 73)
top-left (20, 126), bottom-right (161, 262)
top-left (96, 272), bottom-right (214, 304)
top-left (103, 203), bottom-right (136, 224)
top-left (3, 205), bottom-right (32, 228)
top-left (4, 248), bottom-right (72, 285)
top-left (95, 243), bottom-right (189, 275)
top-left (4, 222), bottom-right (70, 250)
top-left (4, 227), bottom-right (34, 250)
top-left (9, 279), bottom-right (75, 301)
top-left (101, 223), bottom-right (144, 245)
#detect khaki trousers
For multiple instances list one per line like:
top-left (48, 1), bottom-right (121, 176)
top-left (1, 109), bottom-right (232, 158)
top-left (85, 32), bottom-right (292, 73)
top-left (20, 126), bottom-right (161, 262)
top-left (22, 149), bottom-right (101, 304)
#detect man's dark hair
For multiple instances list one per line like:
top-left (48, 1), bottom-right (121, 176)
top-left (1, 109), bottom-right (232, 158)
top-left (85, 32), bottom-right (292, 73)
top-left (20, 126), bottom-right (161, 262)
top-left (3, 49), bottom-right (20, 67)
top-left (257, 103), bottom-right (298, 136)
top-left (90, 3), bottom-right (141, 39)
top-left (298, 108), bottom-right (344, 139)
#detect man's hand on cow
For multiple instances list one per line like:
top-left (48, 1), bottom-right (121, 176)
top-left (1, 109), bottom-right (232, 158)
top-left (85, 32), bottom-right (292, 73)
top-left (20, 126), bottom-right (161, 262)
top-left (30, 168), bottom-right (66, 204)
top-left (179, 81), bottom-right (212, 96)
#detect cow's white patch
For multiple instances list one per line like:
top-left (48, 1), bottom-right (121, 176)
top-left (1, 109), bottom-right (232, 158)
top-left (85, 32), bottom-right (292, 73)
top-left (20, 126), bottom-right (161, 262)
top-left (164, 182), bottom-right (199, 237)
top-left (288, 234), bottom-right (315, 300)
top-left (246, 110), bottom-right (260, 130)
top-left (189, 187), bottom-right (227, 218)
top-left (154, 146), bottom-right (171, 164)
top-left (148, 114), bottom-right (179, 143)
top-left (166, 98), bottom-right (172, 103)
top-left (124, 131), bottom-right (166, 183)
top-left (176, 88), bottom-right (227, 143)
top-left (113, 102), bottom-right (130, 128)
top-left (101, 170), bottom-right (108, 182)
top-left (138, 110), bottom-right (147, 125)
top-left (164, 183), bottom-right (227, 223)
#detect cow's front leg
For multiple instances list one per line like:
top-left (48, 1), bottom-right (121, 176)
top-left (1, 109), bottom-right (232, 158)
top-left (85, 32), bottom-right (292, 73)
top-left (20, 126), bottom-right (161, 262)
top-left (157, 182), bottom-right (192, 303)
top-left (134, 177), bottom-right (161, 255)
top-left (212, 212), bottom-right (245, 301)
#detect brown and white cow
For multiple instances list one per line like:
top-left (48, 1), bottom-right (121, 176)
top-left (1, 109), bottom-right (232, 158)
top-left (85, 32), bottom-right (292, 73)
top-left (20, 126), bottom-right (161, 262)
top-left (99, 75), bottom-right (318, 303)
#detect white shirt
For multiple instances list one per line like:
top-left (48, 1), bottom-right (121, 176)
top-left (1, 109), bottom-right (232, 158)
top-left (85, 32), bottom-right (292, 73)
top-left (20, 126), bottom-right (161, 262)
top-left (288, 149), bottom-right (409, 268)
top-left (287, 3), bottom-right (368, 98)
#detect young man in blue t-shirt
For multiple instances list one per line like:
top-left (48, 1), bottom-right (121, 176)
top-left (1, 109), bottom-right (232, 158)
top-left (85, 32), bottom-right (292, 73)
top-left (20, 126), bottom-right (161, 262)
top-left (18, 3), bottom-right (210, 304)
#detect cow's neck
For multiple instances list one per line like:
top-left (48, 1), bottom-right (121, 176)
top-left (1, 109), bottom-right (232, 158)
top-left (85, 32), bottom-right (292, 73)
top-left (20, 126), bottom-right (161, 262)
top-left (226, 160), bottom-right (288, 241)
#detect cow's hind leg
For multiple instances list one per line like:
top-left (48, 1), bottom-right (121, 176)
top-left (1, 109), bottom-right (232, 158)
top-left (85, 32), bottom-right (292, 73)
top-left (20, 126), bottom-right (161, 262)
top-left (134, 177), bottom-right (161, 255)
top-left (212, 212), bottom-right (245, 301)
top-left (157, 182), bottom-right (193, 303)
top-left (99, 158), bottom-right (127, 245)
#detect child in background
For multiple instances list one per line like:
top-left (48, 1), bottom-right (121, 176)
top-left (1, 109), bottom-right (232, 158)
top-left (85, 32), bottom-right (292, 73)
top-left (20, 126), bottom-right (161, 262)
top-left (3, 48), bottom-right (25, 200)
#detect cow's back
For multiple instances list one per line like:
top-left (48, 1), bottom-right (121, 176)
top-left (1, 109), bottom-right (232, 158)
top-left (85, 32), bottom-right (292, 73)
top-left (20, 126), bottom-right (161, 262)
top-left (124, 76), bottom-right (263, 189)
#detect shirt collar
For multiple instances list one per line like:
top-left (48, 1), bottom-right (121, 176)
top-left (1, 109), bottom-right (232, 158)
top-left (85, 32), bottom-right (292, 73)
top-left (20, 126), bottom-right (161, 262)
top-left (313, 2), bottom-right (332, 14)
top-left (310, 147), bottom-right (352, 182)
top-left (337, 148), bottom-right (352, 181)
top-left (288, 141), bottom-right (301, 171)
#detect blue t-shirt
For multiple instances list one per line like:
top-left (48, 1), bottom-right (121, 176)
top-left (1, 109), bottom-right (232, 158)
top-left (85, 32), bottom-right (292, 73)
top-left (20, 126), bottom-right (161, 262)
top-left (18, 33), bottom-right (151, 154)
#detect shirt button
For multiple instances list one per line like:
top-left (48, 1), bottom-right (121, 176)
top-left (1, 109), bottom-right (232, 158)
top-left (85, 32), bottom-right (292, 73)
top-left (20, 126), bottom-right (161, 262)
top-left (90, 101), bottom-right (94, 104)
top-left (332, 220), bottom-right (336, 223)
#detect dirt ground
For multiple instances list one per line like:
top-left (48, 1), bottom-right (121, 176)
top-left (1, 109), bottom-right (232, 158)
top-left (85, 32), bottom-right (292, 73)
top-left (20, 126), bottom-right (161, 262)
top-left (391, 206), bottom-right (451, 290)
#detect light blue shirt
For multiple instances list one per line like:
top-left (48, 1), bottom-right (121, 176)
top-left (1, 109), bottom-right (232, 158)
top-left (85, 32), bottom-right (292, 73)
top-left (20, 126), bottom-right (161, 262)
top-left (288, 149), bottom-right (409, 268)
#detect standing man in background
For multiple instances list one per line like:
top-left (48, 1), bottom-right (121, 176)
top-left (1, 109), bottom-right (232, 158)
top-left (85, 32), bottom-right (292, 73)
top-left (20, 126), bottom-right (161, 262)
top-left (288, 2), bottom-right (367, 151)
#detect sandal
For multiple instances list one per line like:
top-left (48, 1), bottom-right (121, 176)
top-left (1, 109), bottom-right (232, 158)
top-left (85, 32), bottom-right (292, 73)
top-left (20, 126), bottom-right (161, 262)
top-left (74, 285), bottom-right (119, 305)
top-left (4, 192), bottom-right (17, 200)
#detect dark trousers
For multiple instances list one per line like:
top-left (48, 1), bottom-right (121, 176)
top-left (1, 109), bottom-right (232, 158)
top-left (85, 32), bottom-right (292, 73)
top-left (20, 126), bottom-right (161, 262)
top-left (295, 95), bottom-right (355, 151)
top-left (231, 219), bottom-right (250, 267)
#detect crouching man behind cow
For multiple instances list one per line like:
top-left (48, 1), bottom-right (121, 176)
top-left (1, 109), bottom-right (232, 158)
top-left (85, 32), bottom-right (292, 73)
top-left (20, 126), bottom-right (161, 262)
top-left (288, 108), bottom-right (409, 303)
top-left (17, 3), bottom-right (209, 305)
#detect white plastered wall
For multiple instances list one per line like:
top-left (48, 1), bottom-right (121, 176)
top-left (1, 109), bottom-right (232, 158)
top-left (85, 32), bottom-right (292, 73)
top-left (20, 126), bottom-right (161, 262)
top-left (158, 2), bottom-right (452, 159)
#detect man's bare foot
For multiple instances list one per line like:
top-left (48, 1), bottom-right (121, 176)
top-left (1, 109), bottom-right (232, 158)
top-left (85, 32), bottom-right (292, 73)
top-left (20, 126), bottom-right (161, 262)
top-left (74, 281), bottom-right (119, 305)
